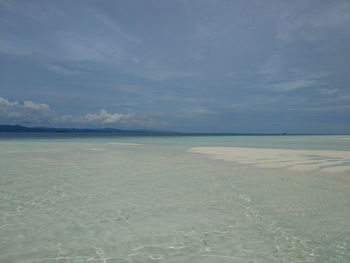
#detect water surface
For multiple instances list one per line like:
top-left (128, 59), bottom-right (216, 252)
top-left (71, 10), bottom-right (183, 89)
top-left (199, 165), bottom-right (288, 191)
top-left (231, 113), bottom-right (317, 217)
top-left (0, 135), bottom-right (349, 262)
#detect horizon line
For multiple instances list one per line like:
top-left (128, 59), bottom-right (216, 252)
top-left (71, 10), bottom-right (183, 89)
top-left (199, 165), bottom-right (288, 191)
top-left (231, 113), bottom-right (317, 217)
top-left (0, 124), bottom-right (349, 136)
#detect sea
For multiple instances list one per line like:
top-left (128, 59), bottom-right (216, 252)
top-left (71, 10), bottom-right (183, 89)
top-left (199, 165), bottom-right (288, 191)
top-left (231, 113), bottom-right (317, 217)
top-left (0, 133), bottom-right (349, 263)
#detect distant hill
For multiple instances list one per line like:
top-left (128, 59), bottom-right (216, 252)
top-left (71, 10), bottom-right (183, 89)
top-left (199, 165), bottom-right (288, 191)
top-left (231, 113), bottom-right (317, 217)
top-left (0, 125), bottom-right (156, 134)
top-left (0, 124), bottom-right (318, 136)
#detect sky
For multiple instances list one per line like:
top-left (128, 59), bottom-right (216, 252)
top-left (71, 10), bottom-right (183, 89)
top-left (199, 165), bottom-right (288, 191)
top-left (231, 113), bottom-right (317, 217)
top-left (0, 0), bottom-right (349, 133)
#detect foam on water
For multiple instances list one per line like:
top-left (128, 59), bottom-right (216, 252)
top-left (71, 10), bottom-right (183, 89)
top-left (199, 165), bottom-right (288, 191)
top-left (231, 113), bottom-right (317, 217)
top-left (0, 135), bottom-right (349, 262)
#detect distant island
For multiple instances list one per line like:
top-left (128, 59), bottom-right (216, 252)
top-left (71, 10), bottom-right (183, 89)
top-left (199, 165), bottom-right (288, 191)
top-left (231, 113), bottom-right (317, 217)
top-left (0, 125), bottom-right (334, 136)
top-left (0, 125), bottom-right (158, 135)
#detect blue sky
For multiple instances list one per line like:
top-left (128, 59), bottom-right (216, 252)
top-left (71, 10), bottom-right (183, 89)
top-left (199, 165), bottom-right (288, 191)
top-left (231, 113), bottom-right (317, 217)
top-left (0, 0), bottom-right (349, 133)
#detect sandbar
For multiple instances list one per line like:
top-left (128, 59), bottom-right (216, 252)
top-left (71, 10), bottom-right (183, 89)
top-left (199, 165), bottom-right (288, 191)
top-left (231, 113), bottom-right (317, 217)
top-left (188, 147), bottom-right (350, 172)
top-left (107, 142), bottom-right (143, 146)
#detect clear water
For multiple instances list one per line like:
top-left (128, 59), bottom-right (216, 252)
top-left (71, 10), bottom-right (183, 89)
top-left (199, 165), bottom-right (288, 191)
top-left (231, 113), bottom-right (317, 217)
top-left (0, 135), bottom-right (349, 263)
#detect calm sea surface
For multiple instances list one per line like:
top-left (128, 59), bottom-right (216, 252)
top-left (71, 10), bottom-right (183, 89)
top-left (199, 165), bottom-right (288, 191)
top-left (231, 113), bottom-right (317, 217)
top-left (0, 134), bottom-right (349, 262)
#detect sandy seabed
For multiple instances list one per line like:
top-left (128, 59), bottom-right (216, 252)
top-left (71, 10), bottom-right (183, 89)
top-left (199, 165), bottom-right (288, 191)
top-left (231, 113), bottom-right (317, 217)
top-left (1, 137), bottom-right (349, 263)
top-left (188, 147), bottom-right (350, 173)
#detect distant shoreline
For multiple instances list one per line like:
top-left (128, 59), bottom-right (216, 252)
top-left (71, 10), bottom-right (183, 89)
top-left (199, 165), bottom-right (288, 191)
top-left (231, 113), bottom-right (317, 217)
top-left (0, 125), bottom-right (347, 136)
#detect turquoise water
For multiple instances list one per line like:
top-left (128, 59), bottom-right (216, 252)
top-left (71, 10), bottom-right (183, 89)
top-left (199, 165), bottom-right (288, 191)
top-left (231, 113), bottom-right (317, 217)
top-left (0, 135), bottom-right (349, 262)
top-left (2, 133), bottom-right (350, 150)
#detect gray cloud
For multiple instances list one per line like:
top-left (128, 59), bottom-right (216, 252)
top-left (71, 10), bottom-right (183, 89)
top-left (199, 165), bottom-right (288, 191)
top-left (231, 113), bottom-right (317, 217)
top-left (317, 88), bottom-right (339, 95)
top-left (277, 1), bottom-right (350, 42)
top-left (190, 108), bottom-right (218, 115)
top-left (1, 1), bottom-right (349, 133)
top-left (46, 65), bottom-right (81, 75)
top-left (258, 55), bottom-right (283, 76)
top-left (92, 12), bottom-right (143, 44)
top-left (272, 80), bottom-right (316, 91)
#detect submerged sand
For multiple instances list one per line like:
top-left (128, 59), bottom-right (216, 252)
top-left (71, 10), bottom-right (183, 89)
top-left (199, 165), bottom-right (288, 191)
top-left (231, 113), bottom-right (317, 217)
top-left (188, 147), bottom-right (350, 172)
top-left (1, 137), bottom-right (350, 262)
top-left (107, 142), bottom-right (143, 146)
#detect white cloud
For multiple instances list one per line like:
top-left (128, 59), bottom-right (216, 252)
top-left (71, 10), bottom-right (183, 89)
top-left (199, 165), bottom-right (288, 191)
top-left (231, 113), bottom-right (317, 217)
top-left (85, 110), bottom-right (134, 124)
top-left (272, 80), bottom-right (316, 91)
top-left (0, 97), bottom-right (54, 124)
top-left (52, 110), bottom-right (134, 126)
top-left (0, 97), bottom-right (135, 127)
top-left (51, 110), bottom-right (135, 126)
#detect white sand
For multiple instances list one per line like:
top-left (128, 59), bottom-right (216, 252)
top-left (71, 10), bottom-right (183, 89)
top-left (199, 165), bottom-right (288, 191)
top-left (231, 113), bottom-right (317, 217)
top-left (87, 148), bottom-right (106, 151)
top-left (188, 147), bottom-right (350, 172)
top-left (107, 142), bottom-right (143, 146)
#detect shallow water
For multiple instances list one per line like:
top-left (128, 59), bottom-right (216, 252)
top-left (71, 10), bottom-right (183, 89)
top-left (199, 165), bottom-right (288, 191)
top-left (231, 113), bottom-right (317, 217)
top-left (0, 135), bottom-right (349, 262)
